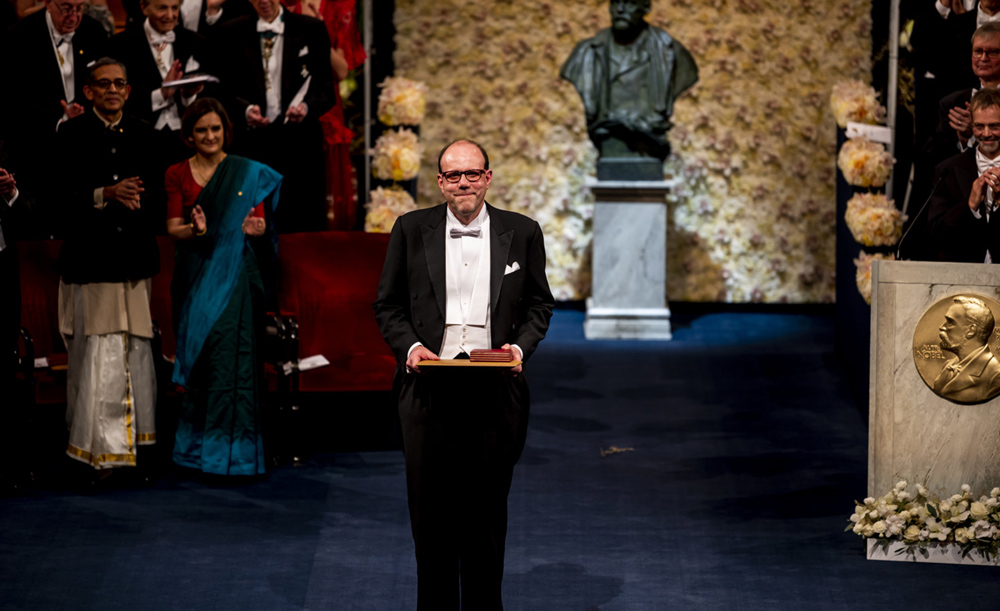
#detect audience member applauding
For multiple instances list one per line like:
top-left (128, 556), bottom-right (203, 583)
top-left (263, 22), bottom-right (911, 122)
top-left (109, 0), bottom-right (212, 167)
top-left (166, 98), bottom-right (280, 477)
top-left (55, 58), bottom-right (162, 485)
top-left (3, 0), bottom-right (108, 236)
top-left (927, 88), bottom-right (1000, 262)
top-left (216, 0), bottom-right (335, 233)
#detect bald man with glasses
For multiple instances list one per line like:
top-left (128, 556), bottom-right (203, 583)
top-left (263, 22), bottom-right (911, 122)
top-left (375, 139), bottom-right (554, 610)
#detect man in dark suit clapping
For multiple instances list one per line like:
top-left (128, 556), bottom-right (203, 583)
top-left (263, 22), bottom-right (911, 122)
top-left (109, 0), bottom-right (211, 167)
top-left (215, 0), bottom-right (335, 232)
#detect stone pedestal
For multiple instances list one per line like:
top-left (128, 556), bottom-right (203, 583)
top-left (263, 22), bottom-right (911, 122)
top-left (869, 260), bottom-right (1000, 497)
top-left (584, 178), bottom-right (676, 340)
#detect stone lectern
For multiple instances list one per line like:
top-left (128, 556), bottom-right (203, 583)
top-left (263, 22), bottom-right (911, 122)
top-left (869, 260), bottom-right (1000, 498)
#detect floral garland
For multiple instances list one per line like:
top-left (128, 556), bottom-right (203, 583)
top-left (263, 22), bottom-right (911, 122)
top-left (849, 481), bottom-right (1000, 561)
top-left (377, 76), bottom-right (429, 127)
top-left (837, 137), bottom-right (894, 189)
top-left (853, 250), bottom-right (891, 305)
top-left (830, 79), bottom-right (887, 128)
top-left (845, 193), bottom-right (905, 247)
top-left (365, 186), bottom-right (417, 232)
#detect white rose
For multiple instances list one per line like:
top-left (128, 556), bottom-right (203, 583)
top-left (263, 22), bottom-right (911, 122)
top-left (896, 480), bottom-right (908, 489)
top-left (863, 497), bottom-right (876, 505)
top-left (904, 525), bottom-right (921, 541)
top-left (991, 487), bottom-right (1000, 498)
top-left (962, 484), bottom-right (972, 493)
top-left (853, 523), bottom-right (864, 535)
top-left (971, 502), bottom-right (990, 521)
top-left (873, 521), bottom-right (887, 535)
top-left (863, 525), bottom-right (875, 537)
top-left (940, 500), bottom-right (952, 512)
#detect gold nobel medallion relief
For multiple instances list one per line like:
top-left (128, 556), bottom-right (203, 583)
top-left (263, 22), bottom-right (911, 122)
top-left (913, 294), bottom-right (1000, 405)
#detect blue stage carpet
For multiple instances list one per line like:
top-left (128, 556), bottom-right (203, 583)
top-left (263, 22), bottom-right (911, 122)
top-left (2, 308), bottom-right (998, 610)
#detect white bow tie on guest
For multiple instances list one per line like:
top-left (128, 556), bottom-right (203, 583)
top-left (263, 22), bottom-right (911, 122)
top-left (54, 31), bottom-right (75, 46)
top-left (450, 227), bottom-right (481, 238)
top-left (149, 30), bottom-right (176, 46)
top-left (257, 18), bottom-right (285, 35)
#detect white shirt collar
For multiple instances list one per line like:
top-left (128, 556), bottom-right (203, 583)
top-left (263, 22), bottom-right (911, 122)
top-left (256, 7), bottom-right (285, 34)
top-left (144, 18), bottom-right (177, 45)
top-left (46, 10), bottom-right (75, 44)
top-left (979, 5), bottom-right (1000, 28)
top-left (445, 203), bottom-right (488, 232)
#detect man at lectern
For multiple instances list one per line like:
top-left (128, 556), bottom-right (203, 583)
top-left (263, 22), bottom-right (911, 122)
top-left (374, 139), bottom-right (554, 610)
top-left (927, 87), bottom-right (1000, 262)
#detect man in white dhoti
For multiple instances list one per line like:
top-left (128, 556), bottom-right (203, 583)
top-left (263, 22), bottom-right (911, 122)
top-left (56, 58), bottom-right (164, 477)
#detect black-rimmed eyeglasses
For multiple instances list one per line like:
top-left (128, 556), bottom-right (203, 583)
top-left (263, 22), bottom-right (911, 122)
top-left (440, 169), bottom-right (487, 183)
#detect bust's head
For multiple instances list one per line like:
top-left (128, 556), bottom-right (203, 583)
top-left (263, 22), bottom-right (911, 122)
top-left (609, 0), bottom-right (650, 36)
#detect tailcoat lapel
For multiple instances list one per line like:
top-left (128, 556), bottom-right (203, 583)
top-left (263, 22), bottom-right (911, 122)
top-left (421, 206), bottom-right (447, 318)
top-left (489, 204), bottom-right (512, 314)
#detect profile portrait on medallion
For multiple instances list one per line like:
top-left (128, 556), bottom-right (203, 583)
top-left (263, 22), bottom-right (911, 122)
top-left (913, 294), bottom-right (1000, 405)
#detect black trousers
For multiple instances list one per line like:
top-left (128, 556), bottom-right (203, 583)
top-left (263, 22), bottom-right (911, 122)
top-left (396, 367), bottom-right (530, 611)
top-left (0, 244), bottom-right (22, 478)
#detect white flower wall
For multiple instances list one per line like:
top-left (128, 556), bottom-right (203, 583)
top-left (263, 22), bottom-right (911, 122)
top-left (393, 0), bottom-right (873, 302)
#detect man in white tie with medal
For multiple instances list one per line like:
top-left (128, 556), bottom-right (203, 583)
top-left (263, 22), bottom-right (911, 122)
top-left (216, 0), bottom-right (335, 232)
top-left (375, 140), bottom-right (554, 610)
top-left (928, 88), bottom-right (1000, 262)
top-left (2, 0), bottom-right (107, 236)
top-left (109, 0), bottom-right (211, 166)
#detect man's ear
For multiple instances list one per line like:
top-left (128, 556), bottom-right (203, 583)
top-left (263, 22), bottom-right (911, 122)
top-left (83, 85), bottom-right (95, 102)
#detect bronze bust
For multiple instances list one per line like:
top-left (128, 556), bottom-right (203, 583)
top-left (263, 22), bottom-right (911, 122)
top-left (561, 0), bottom-right (698, 177)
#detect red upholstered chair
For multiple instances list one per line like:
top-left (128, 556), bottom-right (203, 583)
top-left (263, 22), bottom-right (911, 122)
top-left (275, 231), bottom-right (395, 392)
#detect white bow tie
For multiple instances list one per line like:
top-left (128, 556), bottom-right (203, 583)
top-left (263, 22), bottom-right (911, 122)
top-left (54, 31), bottom-right (75, 46)
top-left (257, 18), bottom-right (284, 35)
top-left (149, 30), bottom-right (176, 46)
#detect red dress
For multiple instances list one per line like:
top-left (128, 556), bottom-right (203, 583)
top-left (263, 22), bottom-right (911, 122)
top-left (165, 160), bottom-right (264, 222)
top-left (284, 0), bottom-right (365, 230)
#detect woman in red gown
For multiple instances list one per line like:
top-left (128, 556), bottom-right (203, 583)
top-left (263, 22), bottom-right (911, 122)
top-left (285, 0), bottom-right (366, 230)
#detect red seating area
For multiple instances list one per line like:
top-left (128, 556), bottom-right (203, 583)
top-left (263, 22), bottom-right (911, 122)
top-left (18, 231), bottom-right (395, 398)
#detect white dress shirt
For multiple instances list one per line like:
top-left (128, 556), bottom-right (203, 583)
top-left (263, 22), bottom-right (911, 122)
top-left (46, 10), bottom-right (75, 128)
top-left (439, 206), bottom-right (491, 358)
top-left (144, 19), bottom-right (189, 131)
top-left (257, 7), bottom-right (285, 122)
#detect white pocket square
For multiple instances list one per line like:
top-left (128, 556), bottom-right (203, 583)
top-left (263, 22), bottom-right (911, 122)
top-left (504, 262), bottom-right (520, 275)
top-left (298, 46), bottom-right (309, 57)
top-left (185, 56), bottom-right (200, 72)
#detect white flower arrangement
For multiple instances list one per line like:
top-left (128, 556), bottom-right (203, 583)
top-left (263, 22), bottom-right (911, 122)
top-left (830, 79), bottom-right (887, 128)
top-left (853, 250), bottom-right (892, 305)
top-left (837, 137), bottom-right (894, 188)
top-left (849, 481), bottom-right (1000, 562)
top-left (377, 76), bottom-right (429, 127)
top-left (364, 186), bottom-right (417, 233)
top-left (845, 193), bottom-right (905, 247)
top-left (371, 128), bottom-right (422, 182)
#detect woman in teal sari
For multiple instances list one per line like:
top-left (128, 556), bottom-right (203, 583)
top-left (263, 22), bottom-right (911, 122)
top-left (165, 98), bottom-right (281, 476)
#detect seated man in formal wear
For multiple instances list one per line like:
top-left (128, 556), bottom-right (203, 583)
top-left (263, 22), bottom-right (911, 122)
top-left (215, 0), bottom-right (335, 233)
top-left (933, 296), bottom-right (1000, 403)
top-left (927, 88), bottom-right (1000, 261)
top-left (374, 140), bottom-right (554, 610)
top-left (109, 0), bottom-right (210, 167)
top-left (2, 0), bottom-right (107, 236)
top-left (56, 58), bottom-right (163, 482)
